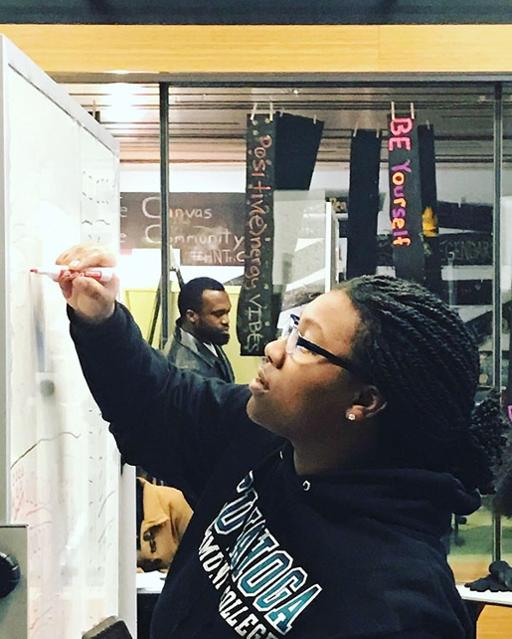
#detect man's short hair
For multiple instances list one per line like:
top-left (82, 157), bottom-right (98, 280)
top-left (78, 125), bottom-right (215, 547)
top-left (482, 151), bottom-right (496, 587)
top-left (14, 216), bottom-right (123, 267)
top-left (178, 277), bottom-right (226, 317)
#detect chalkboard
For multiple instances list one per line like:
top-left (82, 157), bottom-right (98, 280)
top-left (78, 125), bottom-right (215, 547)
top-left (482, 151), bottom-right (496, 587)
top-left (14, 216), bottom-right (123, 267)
top-left (120, 192), bottom-right (245, 266)
top-left (0, 38), bottom-right (120, 638)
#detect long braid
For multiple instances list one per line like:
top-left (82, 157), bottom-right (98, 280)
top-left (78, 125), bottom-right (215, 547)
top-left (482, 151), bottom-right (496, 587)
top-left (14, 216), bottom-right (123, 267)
top-left (342, 275), bottom-right (509, 493)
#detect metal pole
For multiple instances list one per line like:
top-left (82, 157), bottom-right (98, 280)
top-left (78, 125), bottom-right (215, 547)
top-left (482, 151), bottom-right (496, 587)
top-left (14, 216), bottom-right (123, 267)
top-left (159, 82), bottom-right (170, 349)
top-left (492, 82), bottom-right (503, 562)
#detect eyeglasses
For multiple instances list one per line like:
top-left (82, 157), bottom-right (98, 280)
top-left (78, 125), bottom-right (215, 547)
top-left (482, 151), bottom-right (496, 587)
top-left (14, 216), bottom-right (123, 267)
top-left (281, 314), bottom-right (366, 379)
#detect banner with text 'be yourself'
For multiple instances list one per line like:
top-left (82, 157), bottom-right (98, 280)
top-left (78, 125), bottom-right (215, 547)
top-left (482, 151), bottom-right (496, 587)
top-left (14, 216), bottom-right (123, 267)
top-left (388, 112), bottom-right (425, 283)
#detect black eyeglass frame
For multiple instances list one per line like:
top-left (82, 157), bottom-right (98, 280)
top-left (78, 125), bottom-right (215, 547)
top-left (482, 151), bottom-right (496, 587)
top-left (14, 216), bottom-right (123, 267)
top-left (286, 314), bottom-right (367, 380)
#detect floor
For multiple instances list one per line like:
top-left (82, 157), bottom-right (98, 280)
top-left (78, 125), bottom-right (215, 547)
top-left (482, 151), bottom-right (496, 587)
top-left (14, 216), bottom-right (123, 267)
top-left (478, 606), bottom-right (512, 638)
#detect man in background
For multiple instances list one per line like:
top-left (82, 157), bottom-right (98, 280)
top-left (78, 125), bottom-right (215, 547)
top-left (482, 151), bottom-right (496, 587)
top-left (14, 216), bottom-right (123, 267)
top-left (166, 277), bottom-right (234, 383)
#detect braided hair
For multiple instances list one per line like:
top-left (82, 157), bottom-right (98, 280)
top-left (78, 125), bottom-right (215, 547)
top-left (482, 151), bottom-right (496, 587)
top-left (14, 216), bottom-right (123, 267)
top-left (341, 275), bottom-right (509, 494)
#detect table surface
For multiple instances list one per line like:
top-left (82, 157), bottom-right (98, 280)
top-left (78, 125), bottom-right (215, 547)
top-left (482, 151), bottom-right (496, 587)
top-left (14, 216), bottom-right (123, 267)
top-left (456, 584), bottom-right (512, 607)
top-left (136, 571), bottom-right (166, 594)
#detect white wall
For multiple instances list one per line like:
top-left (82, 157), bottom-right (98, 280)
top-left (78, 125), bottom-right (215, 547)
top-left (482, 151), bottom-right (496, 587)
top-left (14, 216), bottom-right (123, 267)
top-left (121, 163), bottom-right (245, 193)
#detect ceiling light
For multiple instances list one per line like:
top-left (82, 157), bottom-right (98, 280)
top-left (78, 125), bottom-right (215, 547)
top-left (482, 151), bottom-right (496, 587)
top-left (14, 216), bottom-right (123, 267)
top-left (102, 83), bottom-right (139, 123)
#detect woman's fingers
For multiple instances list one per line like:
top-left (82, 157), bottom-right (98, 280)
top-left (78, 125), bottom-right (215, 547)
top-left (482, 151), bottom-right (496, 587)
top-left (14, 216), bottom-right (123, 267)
top-left (55, 245), bottom-right (118, 322)
top-left (56, 243), bottom-right (117, 269)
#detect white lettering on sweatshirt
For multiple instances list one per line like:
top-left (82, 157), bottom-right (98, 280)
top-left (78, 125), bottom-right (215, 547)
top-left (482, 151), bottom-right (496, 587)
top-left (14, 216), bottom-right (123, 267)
top-left (198, 471), bottom-right (322, 637)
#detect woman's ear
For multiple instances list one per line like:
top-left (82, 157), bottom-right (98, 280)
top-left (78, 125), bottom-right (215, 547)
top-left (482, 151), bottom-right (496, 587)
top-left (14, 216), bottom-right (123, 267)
top-left (345, 385), bottom-right (387, 422)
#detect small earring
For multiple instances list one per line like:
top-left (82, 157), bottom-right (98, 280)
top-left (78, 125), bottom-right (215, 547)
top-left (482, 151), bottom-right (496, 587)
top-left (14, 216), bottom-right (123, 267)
top-left (347, 413), bottom-right (356, 421)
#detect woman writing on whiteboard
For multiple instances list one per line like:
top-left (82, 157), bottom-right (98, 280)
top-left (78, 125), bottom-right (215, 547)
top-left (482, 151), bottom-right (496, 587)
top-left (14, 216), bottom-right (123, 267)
top-left (56, 244), bottom-right (509, 639)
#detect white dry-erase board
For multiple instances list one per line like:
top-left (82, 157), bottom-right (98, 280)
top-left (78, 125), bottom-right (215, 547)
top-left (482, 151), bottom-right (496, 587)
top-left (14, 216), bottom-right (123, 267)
top-left (0, 36), bottom-right (121, 638)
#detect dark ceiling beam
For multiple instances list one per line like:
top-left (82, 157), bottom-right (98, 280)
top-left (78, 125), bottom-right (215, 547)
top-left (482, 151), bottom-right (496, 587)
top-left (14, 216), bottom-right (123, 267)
top-left (0, 0), bottom-right (511, 25)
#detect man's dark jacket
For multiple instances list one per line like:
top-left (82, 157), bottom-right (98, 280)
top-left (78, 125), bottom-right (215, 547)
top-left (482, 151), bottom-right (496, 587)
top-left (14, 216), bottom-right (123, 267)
top-left (68, 303), bottom-right (479, 639)
top-left (167, 322), bottom-right (234, 382)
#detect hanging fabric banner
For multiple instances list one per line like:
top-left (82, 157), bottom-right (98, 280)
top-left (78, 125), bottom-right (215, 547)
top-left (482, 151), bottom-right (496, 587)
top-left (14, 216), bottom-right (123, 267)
top-left (346, 129), bottom-right (382, 279)
top-left (236, 114), bottom-right (276, 356)
top-left (418, 124), bottom-right (442, 297)
top-left (388, 108), bottom-right (425, 283)
top-left (437, 201), bottom-right (492, 233)
top-left (274, 113), bottom-right (324, 190)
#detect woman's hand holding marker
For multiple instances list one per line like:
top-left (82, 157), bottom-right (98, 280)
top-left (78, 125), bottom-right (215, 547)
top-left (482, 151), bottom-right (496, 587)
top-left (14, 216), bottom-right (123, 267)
top-left (55, 244), bottom-right (119, 323)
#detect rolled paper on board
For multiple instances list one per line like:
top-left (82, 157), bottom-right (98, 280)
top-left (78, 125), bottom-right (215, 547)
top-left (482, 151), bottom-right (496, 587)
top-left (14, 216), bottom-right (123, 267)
top-left (30, 266), bottom-right (114, 283)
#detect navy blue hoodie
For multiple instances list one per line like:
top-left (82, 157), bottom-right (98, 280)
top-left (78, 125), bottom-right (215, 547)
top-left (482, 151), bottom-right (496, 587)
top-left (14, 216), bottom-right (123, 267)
top-left (69, 303), bottom-right (480, 639)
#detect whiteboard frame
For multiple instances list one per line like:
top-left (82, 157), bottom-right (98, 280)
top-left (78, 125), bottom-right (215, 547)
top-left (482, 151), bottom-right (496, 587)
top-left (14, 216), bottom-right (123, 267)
top-left (0, 36), bottom-right (8, 524)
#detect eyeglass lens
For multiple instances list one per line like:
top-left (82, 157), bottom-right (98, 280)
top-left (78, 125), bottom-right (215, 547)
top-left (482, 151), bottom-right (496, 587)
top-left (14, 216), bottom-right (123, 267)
top-left (283, 315), bottom-right (299, 353)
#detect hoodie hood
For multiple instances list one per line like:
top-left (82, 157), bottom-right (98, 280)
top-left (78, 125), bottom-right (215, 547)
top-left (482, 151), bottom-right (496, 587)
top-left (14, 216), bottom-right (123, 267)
top-left (278, 445), bottom-right (481, 541)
